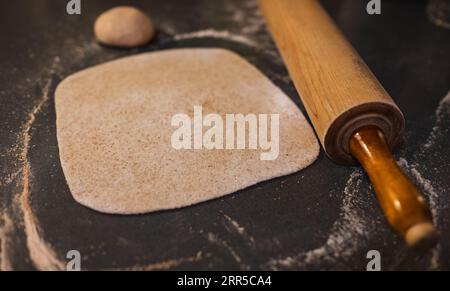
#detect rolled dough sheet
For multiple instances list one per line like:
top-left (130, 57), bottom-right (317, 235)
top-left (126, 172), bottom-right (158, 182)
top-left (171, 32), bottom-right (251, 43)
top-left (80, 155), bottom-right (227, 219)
top-left (55, 48), bottom-right (319, 214)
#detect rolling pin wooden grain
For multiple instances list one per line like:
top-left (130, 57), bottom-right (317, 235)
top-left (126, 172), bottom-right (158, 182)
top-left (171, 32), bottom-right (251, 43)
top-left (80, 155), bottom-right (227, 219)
top-left (259, 0), bottom-right (438, 249)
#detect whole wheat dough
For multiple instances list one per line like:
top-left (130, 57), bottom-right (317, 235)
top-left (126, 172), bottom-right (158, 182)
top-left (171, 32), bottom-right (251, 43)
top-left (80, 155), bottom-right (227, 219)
top-left (55, 48), bottom-right (319, 214)
top-left (94, 6), bottom-right (155, 48)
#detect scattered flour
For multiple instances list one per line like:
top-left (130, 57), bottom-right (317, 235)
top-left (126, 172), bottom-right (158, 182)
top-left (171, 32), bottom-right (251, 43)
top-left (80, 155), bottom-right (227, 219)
top-left (424, 91), bottom-right (450, 149)
top-left (169, 0), bottom-right (280, 60)
top-left (223, 214), bottom-right (255, 245)
top-left (117, 251), bottom-right (204, 271)
top-left (0, 170), bottom-right (20, 187)
top-left (207, 232), bottom-right (250, 270)
top-left (265, 171), bottom-right (376, 270)
top-left (173, 29), bottom-right (258, 47)
top-left (17, 75), bottom-right (66, 271)
top-left (0, 37), bottom-right (104, 270)
top-left (0, 213), bottom-right (14, 271)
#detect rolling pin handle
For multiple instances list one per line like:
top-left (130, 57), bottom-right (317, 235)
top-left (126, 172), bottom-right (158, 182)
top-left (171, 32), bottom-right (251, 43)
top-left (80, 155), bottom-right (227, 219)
top-left (349, 126), bottom-right (439, 250)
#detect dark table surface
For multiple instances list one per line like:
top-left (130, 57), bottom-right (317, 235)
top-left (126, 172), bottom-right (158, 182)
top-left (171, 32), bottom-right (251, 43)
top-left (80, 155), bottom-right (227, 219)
top-left (0, 0), bottom-right (449, 271)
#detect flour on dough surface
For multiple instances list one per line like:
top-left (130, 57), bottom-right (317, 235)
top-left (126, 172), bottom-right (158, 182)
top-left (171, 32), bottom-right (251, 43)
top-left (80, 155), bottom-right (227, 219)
top-left (55, 48), bottom-right (319, 214)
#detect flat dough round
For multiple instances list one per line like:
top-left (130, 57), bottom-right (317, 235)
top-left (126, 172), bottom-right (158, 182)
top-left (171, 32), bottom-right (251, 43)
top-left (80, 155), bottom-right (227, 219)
top-left (55, 48), bottom-right (319, 214)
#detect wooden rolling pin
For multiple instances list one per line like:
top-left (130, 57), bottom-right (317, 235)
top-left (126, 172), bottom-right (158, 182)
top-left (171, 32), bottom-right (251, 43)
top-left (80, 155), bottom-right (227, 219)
top-left (259, 0), bottom-right (438, 250)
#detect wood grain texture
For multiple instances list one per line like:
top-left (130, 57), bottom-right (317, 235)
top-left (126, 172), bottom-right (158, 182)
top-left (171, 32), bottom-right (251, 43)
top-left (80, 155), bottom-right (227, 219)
top-left (349, 126), bottom-right (438, 250)
top-left (259, 0), bottom-right (405, 164)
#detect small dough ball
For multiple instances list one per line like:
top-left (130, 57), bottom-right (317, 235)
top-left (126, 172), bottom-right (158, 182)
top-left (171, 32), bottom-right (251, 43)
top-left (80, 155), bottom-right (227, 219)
top-left (94, 6), bottom-right (155, 48)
